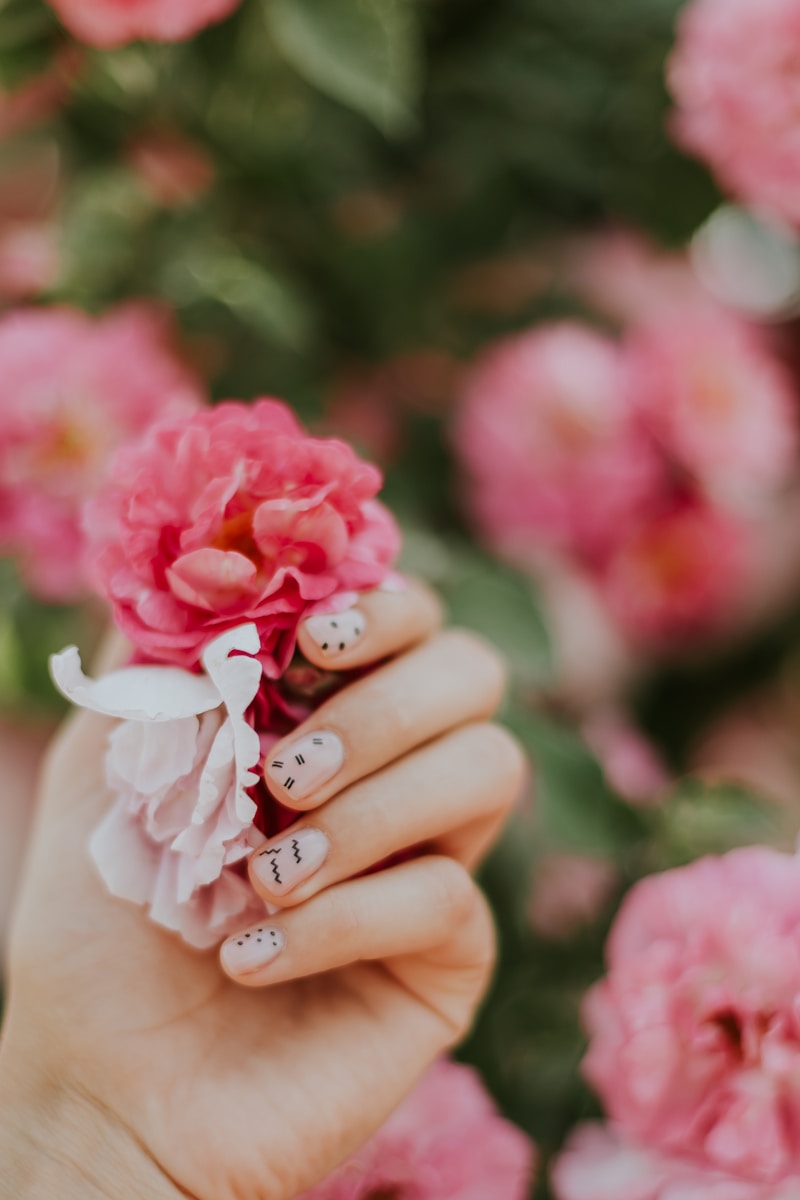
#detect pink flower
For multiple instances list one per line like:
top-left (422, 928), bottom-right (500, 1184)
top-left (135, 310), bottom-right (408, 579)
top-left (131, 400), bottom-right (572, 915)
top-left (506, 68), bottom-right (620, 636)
top-left (46, 0), bottom-right (242, 47)
top-left (0, 221), bottom-right (59, 299)
top-left (0, 304), bottom-right (203, 601)
top-left (626, 310), bottom-right (797, 496)
top-left (85, 400), bottom-right (400, 671)
top-left (583, 710), bottom-right (671, 805)
top-left (51, 624), bottom-right (268, 949)
top-left (527, 853), bottom-right (618, 940)
top-left (127, 131), bottom-right (214, 208)
top-left (597, 497), bottom-right (751, 645)
top-left (298, 1059), bottom-right (536, 1200)
top-left (565, 230), bottom-right (709, 327)
top-left (453, 323), bottom-right (664, 565)
top-left (669, 0), bottom-right (800, 227)
top-left (582, 846), bottom-right (800, 1184)
top-left (552, 1123), bottom-right (800, 1200)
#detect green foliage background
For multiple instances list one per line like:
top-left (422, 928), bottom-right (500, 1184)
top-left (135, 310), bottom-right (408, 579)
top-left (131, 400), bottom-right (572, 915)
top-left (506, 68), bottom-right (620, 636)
top-left (1, 2), bottom-right (795, 1194)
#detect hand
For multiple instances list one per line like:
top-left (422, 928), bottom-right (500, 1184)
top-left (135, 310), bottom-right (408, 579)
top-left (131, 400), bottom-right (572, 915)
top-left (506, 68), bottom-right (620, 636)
top-left (0, 581), bottom-right (524, 1200)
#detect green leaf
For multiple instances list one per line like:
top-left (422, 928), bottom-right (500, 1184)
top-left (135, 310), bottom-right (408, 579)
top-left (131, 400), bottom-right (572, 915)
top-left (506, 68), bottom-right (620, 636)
top-left (160, 243), bottom-right (314, 351)
top-left (508, 708), bottom-right (647, 857)
top-left (443, 551), bottom-right (552, 688)
top-left (266, 0), bottom-right (421, 135)
top-left (653, 777), bottom-right (785, 868)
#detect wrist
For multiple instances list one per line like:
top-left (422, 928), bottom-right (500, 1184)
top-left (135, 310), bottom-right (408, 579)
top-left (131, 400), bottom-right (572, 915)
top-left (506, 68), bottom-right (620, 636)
top-left (0, 1035), bottom-right (184, 1200)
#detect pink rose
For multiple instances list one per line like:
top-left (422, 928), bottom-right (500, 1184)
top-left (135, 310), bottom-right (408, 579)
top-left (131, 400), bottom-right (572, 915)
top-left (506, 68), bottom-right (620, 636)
top-left (626, 309), bottom-right (797, 496)
top-left (453, 322), bottom-right (664, 565)
top-left (85, 399), bottom-right (400, 671)
top-left (583, 847), bottom-right (800, 1184)
top-left (298, 1059), bottom-right (536, 1200)
top-left (597, 497), bottom-right (751, 645)
top-left (552, 1123), bottom-right (800, 1200)
top-left (0, 304), bottom-right (203, 601)
top-left (527, 853), bottom-right (618, 941)
top-left (669, 0), bottom-right (800, 227)
top-left (582, 710), bottom-right (671, 805)
top-left (127, 131), bottom-right (214, 208)
top-left (46, 0), bottom-right (242, 47)
top-left (565, 229), bottom-right (708, 327)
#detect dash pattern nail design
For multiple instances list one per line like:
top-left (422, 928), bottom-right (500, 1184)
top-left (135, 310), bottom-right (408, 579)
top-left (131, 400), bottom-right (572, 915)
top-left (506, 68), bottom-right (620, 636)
top-left (266, 731), bottom-right (344, 799)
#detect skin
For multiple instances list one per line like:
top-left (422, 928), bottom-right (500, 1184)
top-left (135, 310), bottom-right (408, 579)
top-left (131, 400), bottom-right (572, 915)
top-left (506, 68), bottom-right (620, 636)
top-left (0, 580), bottom-right (525, 1200)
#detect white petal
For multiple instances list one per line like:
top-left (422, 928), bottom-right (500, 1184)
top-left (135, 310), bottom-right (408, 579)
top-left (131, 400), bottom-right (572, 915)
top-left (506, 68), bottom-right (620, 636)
top-left (50, 646), bottom-right (221, 722)
top-left (200, 624), bottom-right (263, 822)
top-left (107, 717), bottom-right (200, 796)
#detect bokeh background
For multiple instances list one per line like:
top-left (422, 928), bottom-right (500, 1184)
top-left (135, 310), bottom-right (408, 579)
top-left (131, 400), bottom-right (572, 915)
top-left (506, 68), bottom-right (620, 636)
top-left (4, 1), bottom-right (800, 1196)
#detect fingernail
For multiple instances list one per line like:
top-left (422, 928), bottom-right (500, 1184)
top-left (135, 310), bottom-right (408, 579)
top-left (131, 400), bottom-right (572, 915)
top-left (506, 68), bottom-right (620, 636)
top-left (266, 731), bottom-right (344, 799)
top-left (252, 827), bottom-right (329, 894)
top-left (304, 608), bottom-right (365, 654)
top-left (221, 924), bottom-right (285, 976)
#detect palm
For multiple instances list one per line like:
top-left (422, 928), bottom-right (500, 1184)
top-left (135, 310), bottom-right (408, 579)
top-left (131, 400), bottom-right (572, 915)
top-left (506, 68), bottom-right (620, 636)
top-left (8, 711), bottom-right (475, 1200)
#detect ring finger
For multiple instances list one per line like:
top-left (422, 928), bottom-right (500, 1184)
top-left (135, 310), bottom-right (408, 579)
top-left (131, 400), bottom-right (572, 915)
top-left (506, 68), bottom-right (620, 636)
top-left (249, 721), bottom-right (526, 906)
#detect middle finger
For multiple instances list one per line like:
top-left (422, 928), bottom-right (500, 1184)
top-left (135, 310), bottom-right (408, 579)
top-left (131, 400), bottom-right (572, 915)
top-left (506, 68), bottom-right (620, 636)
top-left (264, 629), bottom-right (506, 811)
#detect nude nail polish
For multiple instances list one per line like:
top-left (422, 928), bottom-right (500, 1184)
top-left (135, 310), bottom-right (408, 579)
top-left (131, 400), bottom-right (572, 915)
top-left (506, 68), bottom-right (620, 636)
top-left (252, 828), bottom-right (329, 894)
top-left (304, 609), bottom-right (365, 654)
top-left (266, 731), bottom-right (344, 799)
top-left (221, 924), bottom-right (285, 975)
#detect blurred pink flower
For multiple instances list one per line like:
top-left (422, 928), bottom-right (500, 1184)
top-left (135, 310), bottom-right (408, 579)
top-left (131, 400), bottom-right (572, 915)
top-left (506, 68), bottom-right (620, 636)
top-left (583, 846), bottom-right (800, 1184)
top-left (693, 692), bottom-right (800, 810)
top-left (552, 1123), bottom-right (800, 1200)
top-left (46, 0), bottom-right (242, 47)
top-left (583, 710), bottom-right (671, 805)
top-left (297, 1059), bottom-right (536, 1200)
top-left (86, 399), bottom-right (400, 671)
top-left (669, 0), bottom-right (800, 227)
top-left (527, 853), bottom-right (618, 940)
top-left (0, 304), bottom-right (202, 601)
top-left (598, 497), bottom-right (751, 645)
top-left (0, 50), bottom-right (79, 140)
top-left (565, 230), bottom-right (708, 327)
top-left (453, 322), bottom-right (664, 564)
top-left (626, 310), bottom-right (797, 496)
top-left (127, 131), bottom-right (214, 208)
top-left (0, 221), bottom-right (59, 300)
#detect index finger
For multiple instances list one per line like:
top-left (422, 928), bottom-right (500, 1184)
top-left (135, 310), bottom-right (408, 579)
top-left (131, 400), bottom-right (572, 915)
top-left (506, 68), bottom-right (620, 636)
top-left (297, 577), bottom-right (443, 671)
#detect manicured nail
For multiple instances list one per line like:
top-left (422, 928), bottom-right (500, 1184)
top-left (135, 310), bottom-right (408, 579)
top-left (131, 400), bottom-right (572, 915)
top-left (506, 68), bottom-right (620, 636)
top-left (221, 924), bottom-right (285, 976)
top-left (252, 827), bottom-right (329, 894)
top-left (266, 731), bottom-right (344, 799)
top-left (304, 608), bottom-right (365, 654)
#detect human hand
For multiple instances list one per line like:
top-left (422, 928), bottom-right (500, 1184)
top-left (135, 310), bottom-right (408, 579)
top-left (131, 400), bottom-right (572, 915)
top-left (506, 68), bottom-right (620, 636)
top-left (0, 581), bottom-right (524, 1200)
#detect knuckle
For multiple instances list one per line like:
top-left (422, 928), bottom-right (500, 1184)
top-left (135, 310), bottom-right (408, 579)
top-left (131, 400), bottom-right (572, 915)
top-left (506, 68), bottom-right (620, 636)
top-left (476, 722), bottom-right (528, 802)
top-left (331, 888), bottom-right (364, 941)
top-left (428, 857), bottom-right (478, 926)
top-left (438, 629), bottom-right (507, 704)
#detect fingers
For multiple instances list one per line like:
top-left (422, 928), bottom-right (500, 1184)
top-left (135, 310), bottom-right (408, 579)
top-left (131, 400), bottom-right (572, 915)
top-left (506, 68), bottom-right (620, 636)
top-left (249, 722), bottom-right (526, 906)
top-left (264, 629), bottom-right (507, 811)
top-left (220, 856), bottom-right (495, 1016)
top-left (296, 578), bottom-right (443, 671)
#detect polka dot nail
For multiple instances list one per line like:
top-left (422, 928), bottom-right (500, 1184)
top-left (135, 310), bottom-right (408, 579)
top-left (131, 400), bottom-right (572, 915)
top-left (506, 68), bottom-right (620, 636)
top-left (303, 608), bottom-right (365, 655)
top-left (221, 924), bottom-right (286, 976)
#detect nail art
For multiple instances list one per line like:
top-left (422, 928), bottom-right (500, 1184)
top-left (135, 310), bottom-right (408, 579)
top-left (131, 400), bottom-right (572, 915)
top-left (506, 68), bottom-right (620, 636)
top-left (252, 827), bottom-right (329, 893)
top-left (221, 924), bottom-right (285, 975)
top-left (304, 608), bottom-right (365, 654)
top-left (266, 730), bottom-right (344, 799)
